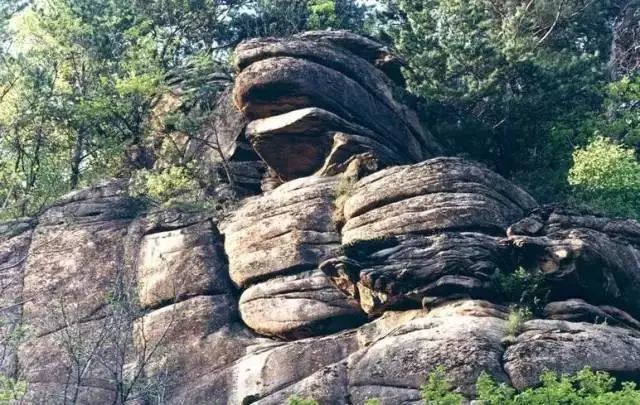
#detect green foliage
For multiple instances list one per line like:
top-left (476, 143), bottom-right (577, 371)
top-left (307, 0), bottom-right (339, 30)
top-left (569, 136), bottom-right (640, 219)
top-left (286, 395), bottom-right (319, 405)
top-left (476, 367), bottom-right (640, 404)
top-left (0, 0), bottom-right (367, 219)
top-left (505, 306), bottom-right (532, 339)
top-left (234, 0), bottom-right (367, 39)
top-left (0, 375), bottom-right (27, 403)
top-left (492, 267), bottom-right (549, 312)
top-left (364, 399), bottom-right (381, 405)
top-left (391, 0), bottom-right (626, 203)
top-left (130, 166), bottom-right (198, 204)
top-left (420, 365), bottom-right (464, 405)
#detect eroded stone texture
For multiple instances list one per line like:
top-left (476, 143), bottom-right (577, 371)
top-left (222, 175), bottom-right (365, 338)
top-left (18, 319), bottom-right (119, 404)
top-left (508, 206), bottom-right (640, 320)
top-left (137, 219), bottom-right (228, 309)
top-left (295, 30), bottom-right (406, 84)
top-left (342, 158), bottom-right (537, 242)
top-left (544, 299), bottom-right (640, 329)
top-left (232, 33), bottom-right (441, 182)
top-left (133, 295), bottom-right (251, 391)
top-left (239, 270), bottom-right (365, 339)
top-left (348, 300), bottom-right (510, 403)
top-left (22, 181), bottom-right (138, 337)
top-left (222, 176), bottom-right (341, 287)
top-left (229, 332), bottom-right (358, 404)
top-left (323, 158), bottom-right (537, 314)
top-left (504, 319), bottom-right (640, 390)
top-left (245, 108), bottom-right (402, 180)
top-left (0, 220), bottom-right (34, 376)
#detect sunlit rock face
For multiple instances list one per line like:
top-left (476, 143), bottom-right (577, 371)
top-left (221, 176), bottom-right (366, 339)
top-left (3, 31), bottom-right (640, 405)
top-left (321, 157), bottom-right (538, 314)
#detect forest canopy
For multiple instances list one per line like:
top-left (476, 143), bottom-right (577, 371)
top-left (0, 0), bottom-right (638, 219)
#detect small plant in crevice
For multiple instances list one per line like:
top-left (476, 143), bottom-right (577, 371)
top-left (331, 174), bottom-right (358, 229)
top-left (504, 306), bottom-right (533, 343)
top-left (491, 267), bottom-right (550, 315)
top-left (332, 174), bottom-right (357, 203)
top-left (364, 398), bottom-right (381, 405)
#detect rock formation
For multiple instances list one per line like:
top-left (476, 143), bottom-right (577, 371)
top-left (1, 31), bottom-right (640, 405)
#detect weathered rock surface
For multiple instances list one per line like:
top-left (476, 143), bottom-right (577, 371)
top-left (245, 108), bottom-right (401, 180)
top-left (137, 220), bottom-right (228, 309)
top-left (504, 319), bottom-right (640, 390)
top-left (239, 270), bottom-right (365, 339)
top-left (323, 157), bottom-right (537, 314)
top-left (233, 33), bottom-right (441, 182)
top-left (342, 157), bottom-right (537, 242)
top-left (222, 175), bottom-right (365, 338)
top-left (508, 206), bottom-right (640, 320)
top-left (22, 181), bottom-right (138, 337)
top-left (0, 220), bottom-right (34, 376)
top-left (295, 30), bottom-right (406, 84)
top-left (18, 318), bottom-right (120, 404)
top-left (222, 176), bottom-right (341, 287)
top-left (349, 301), bottom-right (510, 403)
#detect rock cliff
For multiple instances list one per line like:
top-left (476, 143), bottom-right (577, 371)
top-left (2, 31), bottom-right (640, 405)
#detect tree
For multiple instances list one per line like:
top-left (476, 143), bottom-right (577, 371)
top-left (569, 136), bottom-right (640, 219)
top-left (0, 0), bottom-right (368, 219)
top-left (389, 0), bottom-right (632, 202)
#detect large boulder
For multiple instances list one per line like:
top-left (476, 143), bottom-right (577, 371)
top-left (322, 158), bottom-right (537, 314)
top-left (239, 270), bottom-right (365, 339)
top-left (232, 33), bottom-right (441, 182)
top-left (348, 300), bottom-right (510, 403)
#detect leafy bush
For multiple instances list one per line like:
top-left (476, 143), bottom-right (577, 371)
top-left (491, 267), bottom-right (550, 314)
top-left (307, 0), bottom-right (339, 30)
top-left (505, 306), bottom-right (532, 339)
top-left (569, 136), bottom-right (640, 219)
top-left (0, 375), bottom-right (27, 402)
top-left (130, 165), bottom-right (200, 205)
top-left (476, 367), bottom-right (640, 404)
top-left (420, 365), bottom-right (465, 405)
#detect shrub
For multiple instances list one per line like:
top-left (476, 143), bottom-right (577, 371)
top-left (569, 136), bottom-right (640, 219)
top-left (420, 365), bottom-right (464, 405)
top-left (491, 267), bottom-right (549, 312)
top-left (476, 367), bottom-right (640, 404)
top-left (505, 306), bottom-right (532, 339)
top-left (0, 375), bottom-right (27, 402)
